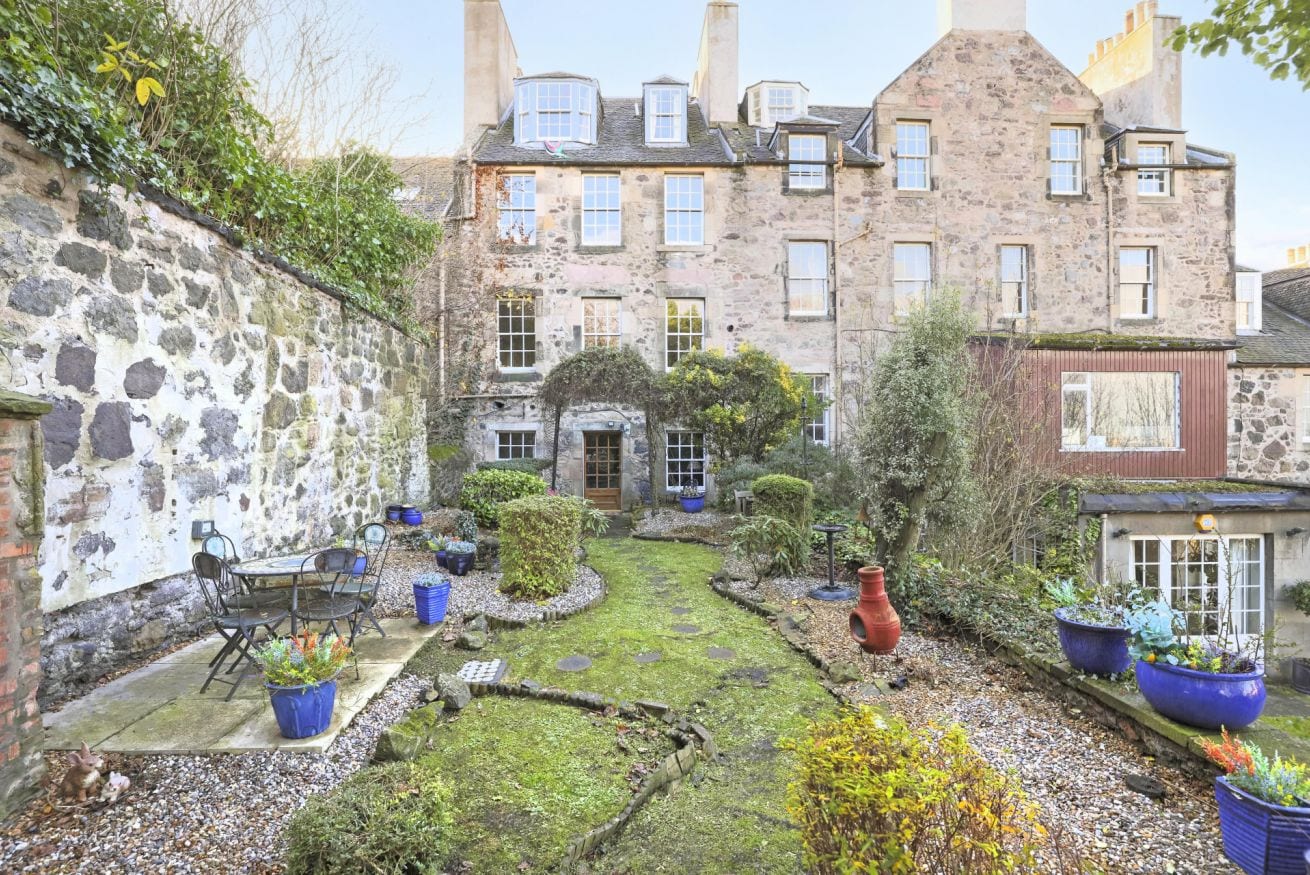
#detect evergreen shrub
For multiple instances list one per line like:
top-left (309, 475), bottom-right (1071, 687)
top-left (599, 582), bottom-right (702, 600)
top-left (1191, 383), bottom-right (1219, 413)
top-left (751, 474), bottom-right (814, 532)
top-left (499, 495), bottom-right (581, 599)
top-left (458, 469), bottom-right (546, 527)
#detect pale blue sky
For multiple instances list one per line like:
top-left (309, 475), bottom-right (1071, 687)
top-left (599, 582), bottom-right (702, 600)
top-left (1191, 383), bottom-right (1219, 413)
top-left (361, 0), bottom-right (1309, 269)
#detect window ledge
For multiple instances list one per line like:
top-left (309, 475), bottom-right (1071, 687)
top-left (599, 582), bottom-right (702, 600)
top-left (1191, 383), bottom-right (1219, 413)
top-left (1117, 316), bottom-right (1160, 324)
top-left (1136, 195), bottom-right (1179, 205)
top-left (784, 187), bottom-right (833, 197)
top-left (895, 188), bottom-right (933, 198)
top-left (1047, 193), bottom-right (1091, 202)
top-left (786, 313), bottom-right (833, 322)
top-left (575, 245), bottom-right (625, 254)
top-left (1059, 447), bottom-right (1183, 454)
top-left (656, 244), bottom-right (713, 254)
top-left (494, 370), bottom-right (542, 383)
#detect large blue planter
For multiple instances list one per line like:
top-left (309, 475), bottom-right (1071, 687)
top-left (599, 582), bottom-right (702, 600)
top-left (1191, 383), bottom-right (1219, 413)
top-left (352, 554), bottom-right (367, 576)
top-left (1053, 608), bottom-right (1130, 676)
top-left (414, 579), bottom-right (452, 625)
top-left (401, 507), bottom-right (423, 526)
top-left (448, 552), bottom-right (474, 576)
top-left (1215, 776), bottom-right (1310, 875)
top-left (266, 679), bottom-right (338, 739)
top-left (679, 496), bottom-right (705, 514)
top-left (435, 550), bottom-right (448, 570)
top-left (1135, 659), bottom-right (1266, 730)
top-left (386, 504), bottom-right (403, 522)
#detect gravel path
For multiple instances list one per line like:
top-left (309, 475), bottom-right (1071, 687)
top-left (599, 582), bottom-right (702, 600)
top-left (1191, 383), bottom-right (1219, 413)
top-left (0, 674), bottom-right (430, 874)
top-left (763, 584), bottom-right (1236, 875)
top-left (372, 548), bottom-right (604, 622)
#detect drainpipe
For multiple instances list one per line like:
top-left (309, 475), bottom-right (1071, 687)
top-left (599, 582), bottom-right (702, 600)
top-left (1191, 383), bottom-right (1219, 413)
top-left (1099, 512), bottom-right (1110, 582)
top-left (1102, 148), bottom-right (1117, 332)
top-left (831, 145), bottom-right (843, 445)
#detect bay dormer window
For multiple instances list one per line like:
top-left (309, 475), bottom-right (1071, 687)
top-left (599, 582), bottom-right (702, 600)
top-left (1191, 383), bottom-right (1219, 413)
top-left (514, 76), bottom-right (599, 146)
top-left (745, 80), bottom-right (809, 127)
top-left (644, 78), bottom-right (688, 145)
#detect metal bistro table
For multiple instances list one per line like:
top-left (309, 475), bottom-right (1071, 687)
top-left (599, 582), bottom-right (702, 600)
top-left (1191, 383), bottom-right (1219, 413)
top-left (230, 552), bottom-right (315, 635)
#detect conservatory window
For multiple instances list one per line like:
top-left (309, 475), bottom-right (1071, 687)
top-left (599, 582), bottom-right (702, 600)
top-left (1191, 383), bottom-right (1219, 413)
top-left (1130, 536), bottom-right (1265, 639)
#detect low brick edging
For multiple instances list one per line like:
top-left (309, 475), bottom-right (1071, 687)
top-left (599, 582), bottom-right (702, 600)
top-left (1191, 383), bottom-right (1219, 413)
top-left (462, 678), bottom-right (714, 872)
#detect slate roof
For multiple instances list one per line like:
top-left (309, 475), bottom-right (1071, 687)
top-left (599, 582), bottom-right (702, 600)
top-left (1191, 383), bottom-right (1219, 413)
top-left (719, 104), bottom-right (879, 165)
top-left (1265, 266), bottom-right (1310, 319)
top-left (1081, 490), bottom-right (1310, 513)
top-left (472, 96), bottom-right (733, 166)
top-left (390, 156), bottom-right (456, 220)
top-left (1234, 300), bottom-right (1310, 366)
top-left (1099, 123), bottom-right (1234, 167)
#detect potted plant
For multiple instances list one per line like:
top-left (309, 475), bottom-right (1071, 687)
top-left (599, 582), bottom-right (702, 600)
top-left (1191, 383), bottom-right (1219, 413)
top-left (445, 540), bottom-right (477, 576)
top-left (678, 479), bottom-right (705, 514)
top-left (1044, 577), bottom-right (1132, 677)
top-left (413, 573), bottom-right (452, 625)
top-left (1126, 599), bottom-right (1266, 731)
top-left (1284, 581), bottom-right (1310, 694)
top-left (252, 633), bottom-right (352, 739)
top-left (1202, 729), bottom-right (1310, 874)
top-left (427, 535), bottom-right (449, 570)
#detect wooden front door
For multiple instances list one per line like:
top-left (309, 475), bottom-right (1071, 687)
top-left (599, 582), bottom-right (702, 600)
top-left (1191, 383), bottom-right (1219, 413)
top-left (584, 432), bottom-right (622, 510)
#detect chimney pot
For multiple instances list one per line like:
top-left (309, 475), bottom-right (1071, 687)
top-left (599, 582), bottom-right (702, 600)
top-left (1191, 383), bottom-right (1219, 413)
top-left (1126, 10), bottom-right (1136, 33)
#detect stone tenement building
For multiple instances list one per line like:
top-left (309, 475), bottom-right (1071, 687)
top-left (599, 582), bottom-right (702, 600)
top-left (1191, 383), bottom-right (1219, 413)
top-left (434, 0), bottom-right (1310, 676)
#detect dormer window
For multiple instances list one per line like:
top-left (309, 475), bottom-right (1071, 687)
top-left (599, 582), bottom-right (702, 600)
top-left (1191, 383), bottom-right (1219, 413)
top-left (514, 76), bottom-right (598, 145)
top-left (745, 81), bottom-right (808, 127)
top-left (644, 79), bottom-right (688, 145)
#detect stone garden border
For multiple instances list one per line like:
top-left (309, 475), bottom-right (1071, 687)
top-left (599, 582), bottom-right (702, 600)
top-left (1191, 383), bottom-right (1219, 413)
top-left (471, 569), bottom-right (608, 630)
top-left (459, 678), bottom-right (716, 873)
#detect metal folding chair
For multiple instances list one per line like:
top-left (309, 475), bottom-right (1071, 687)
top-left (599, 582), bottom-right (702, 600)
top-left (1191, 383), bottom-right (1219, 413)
top-left (319, 523), bottom-right (391, 638)
top-left (193, 552), bottom-right (288, 701)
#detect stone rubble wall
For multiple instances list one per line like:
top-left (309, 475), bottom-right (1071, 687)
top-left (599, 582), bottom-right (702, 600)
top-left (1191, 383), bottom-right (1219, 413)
top-left (0, 123), bottom-right (430, 702)
top-left (1228, 365), bottom-right (1310, 484)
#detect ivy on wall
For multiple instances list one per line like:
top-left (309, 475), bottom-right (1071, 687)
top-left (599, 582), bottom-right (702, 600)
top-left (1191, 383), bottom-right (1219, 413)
top-left (0, 1), bottom-right (438, 328)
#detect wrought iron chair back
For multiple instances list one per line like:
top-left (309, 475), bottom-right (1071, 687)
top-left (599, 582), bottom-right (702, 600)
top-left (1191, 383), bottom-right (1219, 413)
top-left (193, 552), bottom-right (244, 619)
top-left (200, 532), bottom-right (241, 564)
top-left (353, 523), bottom-right (391, 583)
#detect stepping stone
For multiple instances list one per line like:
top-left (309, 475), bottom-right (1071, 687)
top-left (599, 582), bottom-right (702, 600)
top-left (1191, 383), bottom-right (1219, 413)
top-left (670, 606), bottom-right (692, 615)
top-left (556, 655), bottom-right (592, 672)
top-left (672, 624), bottom-right (700, 634)
top-left (707, 647), bottom-right (735, 660)
top-left (456, 659), bottom-right (507, 685)
top-left (1124, 773), bottom-right (1167, 799)
top-left (633, 651), bottom-right (662, 664)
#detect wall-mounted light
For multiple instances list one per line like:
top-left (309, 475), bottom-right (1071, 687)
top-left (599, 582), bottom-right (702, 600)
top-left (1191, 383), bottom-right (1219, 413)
top-left (1111, 527), bottom-right (1131, 539)
top-left (1287, 527), bottom-right (1307, 537)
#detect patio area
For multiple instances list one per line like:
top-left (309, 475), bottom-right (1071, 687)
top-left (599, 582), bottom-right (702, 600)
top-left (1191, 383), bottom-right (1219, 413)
top-left (43, 619), bottom-right (441, 755)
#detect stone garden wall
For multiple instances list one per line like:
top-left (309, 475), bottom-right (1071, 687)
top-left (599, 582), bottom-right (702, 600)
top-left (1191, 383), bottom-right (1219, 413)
top-left (0, 123), bottom-right (430, 701)
top-left (1228, 365), bottom-right (1310, 484)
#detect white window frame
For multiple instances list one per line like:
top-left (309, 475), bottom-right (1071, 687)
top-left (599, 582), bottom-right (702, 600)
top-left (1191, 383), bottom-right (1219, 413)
top-left (496, 174), bottom-right (536, 244)
top-left (496, 430), bottom-right (536, 460)
top-left (664, 175), bottom-right (705, 246)
top-left (1236, 272), bottom-right (1262, 334)
top-left (581, 174), bottom-right (621, 246)
top-left (582, 297), bottom-right (621, 349)
top-left (1137, 143), bottom-right (1171, 196)
top-left (514, 79), bottom-right (597, 145)
top-left (787, 241), bottom-right (829, 316)
top-left (788, 134), bottom-right (827, 189)
top-left (1130, 535), bottom-right (1266, 643)
top-left (765, 86), bottom-right (798, 125)
top-left (1118, 246), bottom-right (1157, 319)
top-left (645, 86), bottom-right (686, 144)
top-left (496, 297), bottom-right (536, 371)
top-left (1000, 244), bottom-right (1029, 317)
top-left (665, 431), bottom-right (706, 492)
top-left (805, 374), bottom-right (830, 446)
top-left (1060, 370), bottom-right (1180, 452)
top-left (895, 122), bottom-right (930, 191)
top-left (665, 298), bottom-right (704, 370)
top-left (1050, 126), bottom-right (1083, 195)
top-left (894, 242), bottom-right (932, 306)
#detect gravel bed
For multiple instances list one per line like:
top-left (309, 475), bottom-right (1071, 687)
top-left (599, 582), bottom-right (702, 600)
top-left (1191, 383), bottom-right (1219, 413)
top-left (372, 547), bottom-right (605, 623)
top-left (633, 508), bottom-right (735, 543)
top-left (776, 592), bottom-right (1236, 874)
top-left (0, 674), bottom-right (430, 874)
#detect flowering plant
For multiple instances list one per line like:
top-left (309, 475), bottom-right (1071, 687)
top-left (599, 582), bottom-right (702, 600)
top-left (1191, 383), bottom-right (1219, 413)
top-left (253, 633), bottom-right (351, 687)
top-left (426, 535), bottom-right (447, 552)
top-left (1202, 728), bottom-right (1310, 807)
top-left (414, 572), bottom-right (448, 589)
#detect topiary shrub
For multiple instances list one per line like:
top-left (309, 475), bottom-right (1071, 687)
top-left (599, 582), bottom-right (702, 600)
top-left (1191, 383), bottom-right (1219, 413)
top-left (283, 761), bottom-right (454, 875)
top-left (751, 474), bottom-right (814, 532)
top-left (499, 495), bottom-right (582, 600)
top-left (459, 469), bottom-right (547, 527)
top-left (475, 457), bottom-right (555, 474)
top-left (783, 707), bottom-right (1043, 874)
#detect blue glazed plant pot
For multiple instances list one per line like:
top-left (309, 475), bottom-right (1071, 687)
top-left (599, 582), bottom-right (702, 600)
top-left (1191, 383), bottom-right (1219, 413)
top-left (448, 552), bottom-right (474, 576)
top-left (386, 505), bottom-right (403, 522)
top-left (1053, 607), bottom-right (1131, 677)
top-left (352, 554), bottom-right (367, 576)
top-left (401, 507), bottom-right (423, 526)
top-left (435, 550), bottom-right (448, 569)
top-left (1214, 776), bottom-right (1310, 875)
top-left (414, 579), bottom-right (452, 625)
top-left (266, 679), bottom-right (338, 739)
top-left (1135, 659), bottom-right (1266, 730)
top-left (679, 496), bottom-right (705, 514)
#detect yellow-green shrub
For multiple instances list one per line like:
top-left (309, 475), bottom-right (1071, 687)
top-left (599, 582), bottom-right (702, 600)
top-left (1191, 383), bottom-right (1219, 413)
top-left (459, 468), bottom-right (547, 527)
top-left (752, 473), bottom-right (814, 532)
top-left (783, 707), bottom-right (1043, 874)
top-left (499, 495), bottom-right (582, 599)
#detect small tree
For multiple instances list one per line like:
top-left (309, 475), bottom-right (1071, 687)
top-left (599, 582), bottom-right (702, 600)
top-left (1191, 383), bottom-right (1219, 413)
top-left (855, 293), bottom-right (977, 597)
top-left (663, 345), bottom-right (808, 465)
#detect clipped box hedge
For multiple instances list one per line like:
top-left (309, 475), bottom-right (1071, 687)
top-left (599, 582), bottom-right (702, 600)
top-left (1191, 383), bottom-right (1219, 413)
top-left (459, 468), bottom-right (547, 527)
top-left (751, 473), bottom-right (814, 532)
top-left (499, 495), bottom-right (581, 600)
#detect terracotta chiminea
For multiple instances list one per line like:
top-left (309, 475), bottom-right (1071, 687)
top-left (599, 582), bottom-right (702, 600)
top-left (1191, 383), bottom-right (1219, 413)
top-left (849, 566), bottom-right (901, 655)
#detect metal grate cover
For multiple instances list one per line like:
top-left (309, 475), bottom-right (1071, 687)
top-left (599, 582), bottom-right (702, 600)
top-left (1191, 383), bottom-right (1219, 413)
top-left (456, 659), bottom-right (507, 684)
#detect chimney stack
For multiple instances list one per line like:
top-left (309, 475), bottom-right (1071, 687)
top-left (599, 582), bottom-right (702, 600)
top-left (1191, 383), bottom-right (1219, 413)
top-left (936, 0), bottom-right (1027, 37)
top-left (1079, 2), bottom-right (1183, 129)
top-left (463, 0), bottom-right (518, 145)
top-left (1290, 245), bottom-right (1310, 269)
top-left (691, 2), bottom-right (739, 126)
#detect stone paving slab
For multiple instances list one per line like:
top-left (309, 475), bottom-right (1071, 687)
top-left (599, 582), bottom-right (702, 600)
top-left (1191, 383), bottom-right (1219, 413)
top-left (44, 618), bottom-right (439, 754)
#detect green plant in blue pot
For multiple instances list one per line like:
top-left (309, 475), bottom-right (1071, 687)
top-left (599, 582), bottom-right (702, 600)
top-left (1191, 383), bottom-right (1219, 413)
top-left (445, 540), bottom-right (477, 576)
